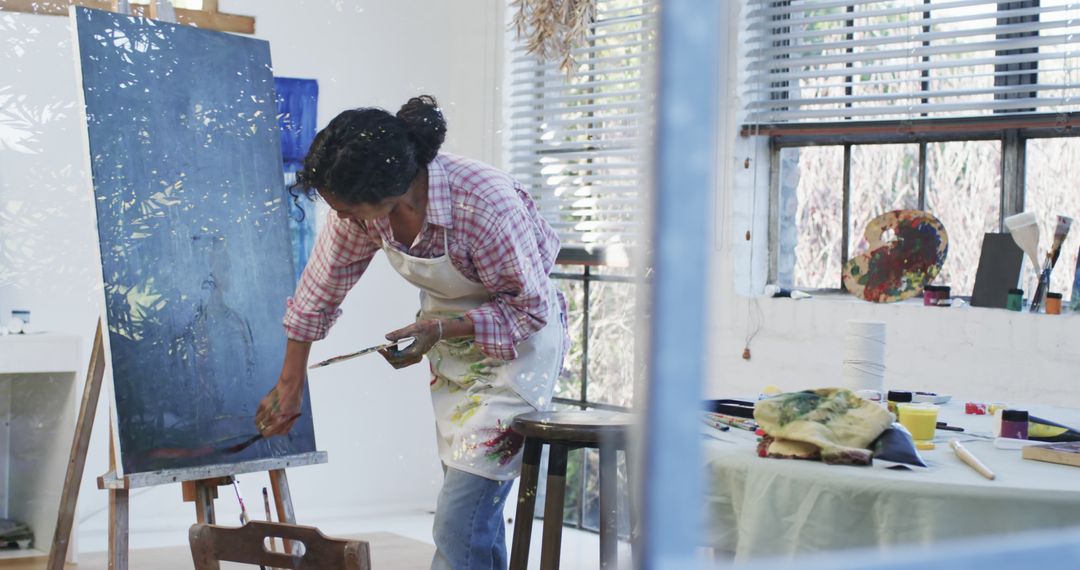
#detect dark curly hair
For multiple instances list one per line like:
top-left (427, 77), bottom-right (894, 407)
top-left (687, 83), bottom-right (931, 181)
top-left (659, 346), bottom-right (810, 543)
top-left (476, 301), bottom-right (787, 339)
top-left (291, 95), bottom-right (447, 210)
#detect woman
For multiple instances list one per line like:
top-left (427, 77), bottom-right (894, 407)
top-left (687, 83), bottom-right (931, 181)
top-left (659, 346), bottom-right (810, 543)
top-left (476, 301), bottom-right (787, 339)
top-left (255, 95), bottom-right (567, 569)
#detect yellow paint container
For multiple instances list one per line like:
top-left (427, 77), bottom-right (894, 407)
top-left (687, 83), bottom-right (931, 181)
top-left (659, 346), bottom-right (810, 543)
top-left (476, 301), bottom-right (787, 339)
top-left (898, 403), bottom-right (939, 442)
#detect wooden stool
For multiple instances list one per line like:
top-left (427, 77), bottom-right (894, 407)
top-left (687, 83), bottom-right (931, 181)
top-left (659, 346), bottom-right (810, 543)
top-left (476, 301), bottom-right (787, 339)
top-left (509, 410), bottom-right (634, 570)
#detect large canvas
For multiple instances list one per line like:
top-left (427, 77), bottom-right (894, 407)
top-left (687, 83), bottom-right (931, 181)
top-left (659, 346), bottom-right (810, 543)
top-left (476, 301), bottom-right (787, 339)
top-left (72, 7), bottom-right (317, 475)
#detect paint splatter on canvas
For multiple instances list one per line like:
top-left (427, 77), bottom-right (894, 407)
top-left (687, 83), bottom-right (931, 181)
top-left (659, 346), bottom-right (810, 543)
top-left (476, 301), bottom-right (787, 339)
top-left (843, 210), bottom-right (949, 303)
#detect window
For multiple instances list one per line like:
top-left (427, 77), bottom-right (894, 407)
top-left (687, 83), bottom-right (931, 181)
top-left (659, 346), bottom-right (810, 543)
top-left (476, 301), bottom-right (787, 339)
top-left (1026, 137), bottom-right (1080, 299)
top-left (507, 0), bottom-right (655, 536)
top-left (748, 1), bottom-right (1080, 298)
top-left (509, 0), bottom-right (655, 253)
top-left (509, 0), bottom-right (654, 406)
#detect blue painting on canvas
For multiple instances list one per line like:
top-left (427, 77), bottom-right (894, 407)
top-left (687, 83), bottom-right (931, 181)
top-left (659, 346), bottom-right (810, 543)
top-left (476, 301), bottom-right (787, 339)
top-left (73, 7), bottom-right (317, 475)
top-left (274, 77), bottom-right (319, 281)
top-left (274, 77), bottom-right (318, 173)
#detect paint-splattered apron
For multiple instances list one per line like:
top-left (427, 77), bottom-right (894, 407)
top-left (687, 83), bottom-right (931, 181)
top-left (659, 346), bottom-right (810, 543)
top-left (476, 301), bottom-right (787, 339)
top-left (382, 228), bottom-right (562, 481)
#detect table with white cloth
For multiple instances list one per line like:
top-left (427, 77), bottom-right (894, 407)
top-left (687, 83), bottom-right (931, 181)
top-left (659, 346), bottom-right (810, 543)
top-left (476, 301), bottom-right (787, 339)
top-left (702, 400), bottom-right (1080, 560)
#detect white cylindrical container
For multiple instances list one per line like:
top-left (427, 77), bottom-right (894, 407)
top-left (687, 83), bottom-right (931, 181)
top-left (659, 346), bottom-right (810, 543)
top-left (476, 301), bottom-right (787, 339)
top-left (842, 320), bottom-right (886, 396)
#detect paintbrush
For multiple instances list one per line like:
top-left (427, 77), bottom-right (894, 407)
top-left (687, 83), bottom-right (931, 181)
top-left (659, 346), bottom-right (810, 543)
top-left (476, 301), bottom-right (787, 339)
top-left (146, 414), bottom-right (301, 459)
top-left (1030, 215), bottom-right (1073, 312)
top-left (308, 337), bottom-right (415, 369)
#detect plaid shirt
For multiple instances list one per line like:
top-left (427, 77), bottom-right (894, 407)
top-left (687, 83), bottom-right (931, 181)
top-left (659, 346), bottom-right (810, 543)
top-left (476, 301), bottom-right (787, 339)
top-left (283, 153), bottom-right (564, 361)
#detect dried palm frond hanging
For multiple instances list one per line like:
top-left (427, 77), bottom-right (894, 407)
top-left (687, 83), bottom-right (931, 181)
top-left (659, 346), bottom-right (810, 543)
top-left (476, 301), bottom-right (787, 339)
top-left (511, 0), bottom-right (596, 75)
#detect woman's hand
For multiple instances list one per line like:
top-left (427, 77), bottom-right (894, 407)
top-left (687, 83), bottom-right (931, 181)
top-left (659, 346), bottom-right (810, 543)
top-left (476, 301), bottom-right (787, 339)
top-left (255, 379), bottom-right (303, 436)
top-left (256, 340), bottom-right (311, 436)
top-left (379, 319), bottom-right (444, 369)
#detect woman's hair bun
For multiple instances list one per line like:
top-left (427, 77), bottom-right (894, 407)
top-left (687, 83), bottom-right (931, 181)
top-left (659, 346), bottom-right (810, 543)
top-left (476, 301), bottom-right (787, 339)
top-left (396, 95), bottom-right (447, 165)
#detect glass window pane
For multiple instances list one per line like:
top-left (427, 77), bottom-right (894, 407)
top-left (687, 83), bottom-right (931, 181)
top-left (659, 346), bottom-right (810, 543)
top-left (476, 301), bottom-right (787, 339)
top-left (563, 447), bottom-right (585, 525)
top-left (849, 144), bottom-right (920, 259)
top-left (926, 140), bottom-right (1002, 296)
top-left (925, 0), bottom-right (999, 118)
top-left (553, 267), bottom-right (584, 403)
top-left (579, 448), bottom-right (632, 537)
top-left (587, 265), bottom-right (636, 408)
top-left (849, 2), bottom-right (925, 121)
top-left (778, 146), bottom-right (845, 289)
top-left (1024, 138), bottom-right (1080, 302)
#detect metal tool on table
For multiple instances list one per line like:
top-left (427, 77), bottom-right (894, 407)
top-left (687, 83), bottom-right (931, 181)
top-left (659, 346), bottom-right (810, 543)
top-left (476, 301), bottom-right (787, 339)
top-left (308, 337), bottom-right (415, 369)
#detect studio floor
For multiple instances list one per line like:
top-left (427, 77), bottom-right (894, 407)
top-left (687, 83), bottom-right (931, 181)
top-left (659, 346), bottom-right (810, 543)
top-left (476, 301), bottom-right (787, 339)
top-left (0, 511), bottom-right (630, 570)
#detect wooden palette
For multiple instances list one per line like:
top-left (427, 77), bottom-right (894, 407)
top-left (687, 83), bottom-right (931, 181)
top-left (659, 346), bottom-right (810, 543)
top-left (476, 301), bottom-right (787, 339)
top-left (843, 209), bottom-right (949, 303)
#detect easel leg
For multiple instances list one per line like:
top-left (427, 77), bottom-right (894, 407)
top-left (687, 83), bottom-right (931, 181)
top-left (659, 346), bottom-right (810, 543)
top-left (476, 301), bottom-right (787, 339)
top-left (106, 393), bottom-right (130, 569)
top-left (184, 478), bottom-right (226, 524)
top-left (196, 482), bottom-right (217, 525)
top-left (269, 469), bottom-right (296, 554)
top-left (109, 488), bottom-right (129, 570)
top-left (47, 318), bottom-right (107, 570)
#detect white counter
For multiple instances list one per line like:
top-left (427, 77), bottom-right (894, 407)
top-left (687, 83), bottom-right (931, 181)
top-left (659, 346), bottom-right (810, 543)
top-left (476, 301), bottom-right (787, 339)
top-left (0, 333), bottom-right (81, 562)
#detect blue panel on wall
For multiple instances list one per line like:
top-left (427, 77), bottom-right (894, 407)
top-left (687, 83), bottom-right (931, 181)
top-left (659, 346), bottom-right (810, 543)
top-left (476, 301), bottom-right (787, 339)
top-left (73, 7), bottom-right (317, 475)
top-left (274, 77), bottom-right (318, 173)
top-left (273, 77), bottom-right (319, 282)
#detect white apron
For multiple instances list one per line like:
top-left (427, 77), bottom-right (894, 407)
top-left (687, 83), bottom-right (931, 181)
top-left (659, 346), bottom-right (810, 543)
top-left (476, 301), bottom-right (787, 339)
top-left (382, 228), bottom-right (563, 480)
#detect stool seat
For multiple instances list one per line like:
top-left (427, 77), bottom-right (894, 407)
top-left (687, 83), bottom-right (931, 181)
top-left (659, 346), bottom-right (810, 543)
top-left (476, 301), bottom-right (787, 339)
top-left (511, 411), bottom-right (633, 447)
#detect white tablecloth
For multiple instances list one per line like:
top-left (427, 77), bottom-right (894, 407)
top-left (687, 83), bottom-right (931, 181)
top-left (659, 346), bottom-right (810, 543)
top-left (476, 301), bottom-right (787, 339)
top-left (702, 401), bottom-right (1080, 560)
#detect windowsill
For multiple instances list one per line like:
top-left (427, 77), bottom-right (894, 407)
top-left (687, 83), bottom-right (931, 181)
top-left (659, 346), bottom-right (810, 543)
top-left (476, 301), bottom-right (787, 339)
top-left (759, 290), bottom-right (1077, 317)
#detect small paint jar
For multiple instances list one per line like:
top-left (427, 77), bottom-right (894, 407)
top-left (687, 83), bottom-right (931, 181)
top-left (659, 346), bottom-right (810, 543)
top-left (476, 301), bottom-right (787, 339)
top-left (1007, 288), bottom-right (1024, 311)
top-left (1000, 409), bottom-right (1029, 440)
top-left (1046, 292), bottom-right (1063, 315)
top-left (923, 285), bottom-right (951, 306)
top-left (897, 403), bottom-right (939, 442)
top-left (923, 285), bottom-right (941, 306)
top-left (887, 390), bottom-right (913, 415)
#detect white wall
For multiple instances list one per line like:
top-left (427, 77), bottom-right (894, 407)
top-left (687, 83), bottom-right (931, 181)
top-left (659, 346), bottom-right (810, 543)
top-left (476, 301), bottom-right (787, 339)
top-left (0, 0), bottom-right (504, 553)
top-left (706, 2), bottom-right (1080, 409)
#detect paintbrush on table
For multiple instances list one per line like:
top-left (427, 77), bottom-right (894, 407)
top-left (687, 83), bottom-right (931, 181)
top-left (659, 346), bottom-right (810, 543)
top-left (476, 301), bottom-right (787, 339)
top-left (1030, 215), bottom-right (1073, 312)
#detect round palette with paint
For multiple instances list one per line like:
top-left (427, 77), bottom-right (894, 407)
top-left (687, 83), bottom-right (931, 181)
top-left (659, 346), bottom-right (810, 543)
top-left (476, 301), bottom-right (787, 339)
top-left (912, 392), bottom-right (952, 404)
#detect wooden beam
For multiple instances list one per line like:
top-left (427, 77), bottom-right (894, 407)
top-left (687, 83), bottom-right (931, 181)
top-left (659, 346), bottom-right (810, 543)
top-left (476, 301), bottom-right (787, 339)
top-left (0, 0), bottom-right (255, 34)
top-left (97, 451), bottom-right (327, 489)
top-left (0, 0), bottom-right (112, 15)
top-left (128, 5), bottom-right (255, 34)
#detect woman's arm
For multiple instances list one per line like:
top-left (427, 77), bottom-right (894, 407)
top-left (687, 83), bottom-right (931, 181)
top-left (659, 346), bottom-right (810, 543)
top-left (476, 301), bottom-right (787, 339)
top-left (259, 211), bottom-right (379, 435)
top-left (465, 202), bottom-right (554, 361)
top-left (283, 211), bottom-right (380, 341)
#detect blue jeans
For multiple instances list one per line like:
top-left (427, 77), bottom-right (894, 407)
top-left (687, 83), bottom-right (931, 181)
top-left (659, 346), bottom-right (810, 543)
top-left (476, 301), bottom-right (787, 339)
top-left (431, 467), bottom-right (514, 570)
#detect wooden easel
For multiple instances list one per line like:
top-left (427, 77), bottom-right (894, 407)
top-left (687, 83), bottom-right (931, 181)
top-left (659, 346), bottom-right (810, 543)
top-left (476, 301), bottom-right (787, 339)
top-left (45, 320), bottom-right (322, 569)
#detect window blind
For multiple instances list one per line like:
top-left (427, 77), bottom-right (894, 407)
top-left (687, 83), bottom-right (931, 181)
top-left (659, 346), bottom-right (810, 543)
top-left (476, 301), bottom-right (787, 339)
top-left (508, 0), bottom-right (656, 251)
top-left (744, 0), bottom-right (1080, 124)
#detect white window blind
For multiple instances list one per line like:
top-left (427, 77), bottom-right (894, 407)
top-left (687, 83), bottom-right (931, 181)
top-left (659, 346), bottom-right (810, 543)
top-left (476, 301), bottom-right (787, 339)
top-left (744, 0), bottom-right (1080, 123)
top-left (508, 0), bottom-right (656, 251)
